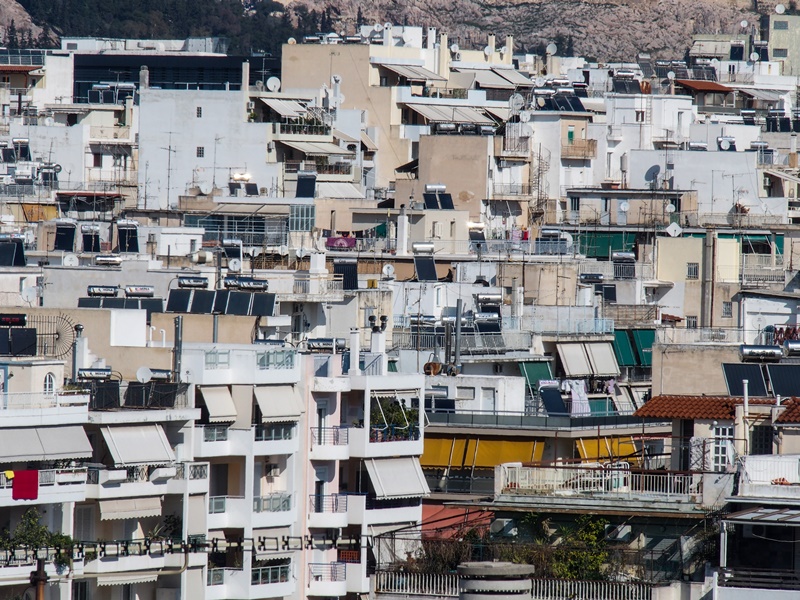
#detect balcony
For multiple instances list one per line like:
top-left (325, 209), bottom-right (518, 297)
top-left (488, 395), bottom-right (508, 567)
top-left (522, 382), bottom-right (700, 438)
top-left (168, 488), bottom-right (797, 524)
top-left (561, 139), bottom-right (597, 160)
top-left (207, 495), bottom-right (249, 529)
top-left (308, 494), bottom-right (348, 528)
top-left (251, 564), bottom-right (294, 597)
top-left (0, 468), bottom-right (87, 507)
top-left (346, 493), bottom-right (422, 526)
top-left (0, 391), bottom-right (89, 426)
top-left (254, 422), bottom-right (299, 456)
top-left (252, 492), bottom-right (295, 528)
top-left (656, 327), bottom-right (744, 346)
top-left (83, 538), bottom-right (189, 578)
top-left (737, 455), bottom-right (800, 501)
top-left (492, 182), bottom-right (535, 199)
top-left (348, 424), bottom-right (423, 458)
top-left (494, 135), bottom-right (530, 159)
top-left (391, 330), bottom-right (534, 354)
top-left (285, 273), bottom-right (345, 302)
top-left (307, 562), bottom-right (346, 597)
top-left (170, 461), bottom-right (209, 495)
top-left (497, 463), bottom-right (716, 515)
top-left (86, 464), bottom-right (179, 500)
top-left (309, 426), bottom-right (350, 461)
top-left (207, 566), bottom-right (294, 600)
top-left (89, 125), bottom-right (133, 143)
top-left (194, 347), bottom-right (300, 385)
top-left (195, 425), bottom-right (252, 458)
top-left (271, 122), bottom-right (331, 137)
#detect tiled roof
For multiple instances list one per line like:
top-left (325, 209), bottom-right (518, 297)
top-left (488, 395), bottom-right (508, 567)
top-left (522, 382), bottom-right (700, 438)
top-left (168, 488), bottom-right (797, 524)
top-left (634, 395), bottom-right (776, 420)
top-left (675, 79), bottom-right (732, 93)
top-left (775, 398), bottom-right (800, 423)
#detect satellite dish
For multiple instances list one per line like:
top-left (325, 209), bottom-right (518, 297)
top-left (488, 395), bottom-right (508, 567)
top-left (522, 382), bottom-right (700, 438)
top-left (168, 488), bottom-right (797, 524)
top-left (228, 258), bottom-right (242, 273)
top-left (278, 245), bottom-right (289, 256)
top-left (665, 222), bottom-right (683, 237)
top-left (740, 20), bottom-right (749, 28)
top-left (382, 264), bottom-right (396, 279)
top-left (619, 201), bottom-right (630, 213)
top-left (644, 164), bottom-right (661, 182)
top-left (44, 117), bottom-right (54, 126)
top-left (509, 93), bottom-right (524, 113)
top-left (750, 52), bottom-right (760, 62)
top-left (484, 46), bottom-right (494, 57)
top-left (63, 253), bottom-right (79, 267)
top-left (54, 164), bottom-right (62, 173)
top-left (546, 43), bottom-right (557, 56)
top-left (297, 247), bottom-right (309, 259)
top-left (667, 71), bottom-right (675, 81)
top-left (777, 3), bottom-right (786, 13)
top-left (665, 204), bottom-right (676, 213)
top-left (287, 37), bottom-right (297, 45)
top-left (266, 77), bottom-right (281, 92)
top-left (136, 366), bottom-right (153, 384)
top-left (373, 23), bottom-right (383, 32)
top-left (720, 139), bottom-right (731, 151)
top-left (500, 46), bottom-right (508, 54)
top-left (535, 76), bottom-right (546, 86)
top-left (402, 31), bottom-right (413, 43)
top-left (384, 22), bottom-right (393, 30)
top-left (519, 110), bottom-right (531, 123)
top-left (710, 58), bottom-right (720, 68)
top-left (450, 43), bottom-right (459, 53)
top-left (20, 287), bottom-right (37, 304)
top-left (536, 97), bottom-right (546, 108)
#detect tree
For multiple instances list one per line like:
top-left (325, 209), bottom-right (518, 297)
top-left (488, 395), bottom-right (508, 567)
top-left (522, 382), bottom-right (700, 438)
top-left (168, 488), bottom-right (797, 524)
top-left (6, 20), bottom-right (18, 49)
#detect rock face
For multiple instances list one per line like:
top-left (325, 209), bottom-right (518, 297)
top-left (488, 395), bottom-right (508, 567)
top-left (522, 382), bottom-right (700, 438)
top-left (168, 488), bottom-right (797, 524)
top-left (283, 0), bottom-right (761, 60)
top-left (0, 0), bottom-right (45, 40)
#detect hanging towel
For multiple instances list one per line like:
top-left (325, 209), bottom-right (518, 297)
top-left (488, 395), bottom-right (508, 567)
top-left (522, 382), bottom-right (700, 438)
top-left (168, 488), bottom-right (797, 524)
top-left (12, 470), bottom-right (38, 500)
top-left (3, 470), bottom-right (13, 480)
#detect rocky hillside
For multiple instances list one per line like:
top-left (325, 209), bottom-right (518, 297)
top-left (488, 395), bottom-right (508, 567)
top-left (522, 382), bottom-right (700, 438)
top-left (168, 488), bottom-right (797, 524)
top-left (0, 0), bottom-right (44, 43)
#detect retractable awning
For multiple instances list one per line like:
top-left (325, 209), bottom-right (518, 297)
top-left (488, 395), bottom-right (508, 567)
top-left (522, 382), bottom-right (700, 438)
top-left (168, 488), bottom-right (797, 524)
top-left (585, 342), bottom-right (620, 377)
top-left (455, 68), bottom-right (514, 89)
top-left (492, 68), bottom-right (534, 87)
top-left (100, 424), bottom-right (175, 466)
top-left (519, 362), bottom-right (552, 391)
top-left (99, 497), bottom-right (162, 521)
top-left (421, 438), bottom-right (544, 468)
top-left (97, 573), bottom-right (160, 587)
top-left (316, 182), bottom-right (366, 199)
top-left (405, 103), bottom-right (494, 125)
top-left (364, 457), bottom-right (430, 499)
top-left (741, 89), bottom-right (785, 103)
top-left (254, 385), bottom-right (304, 423)
top-left (279, 140), bottom-right (354, 156)
top-left (577, 436), bottom-right (639, 463)
top-left (557, 343), bottom-right (593, 377)
top-left (613, 330), bottom-right (637, 367)
top-left (0, 426), bottom-right (92, 462)
top-left (484, 106), bottom-right (510, 121)
top-left (259, 98), bottom-right (307, 119)
top-left (200, 386), bottom-right (237, 423)
top-left (361, 131), bottom-right (378, 151)
top-left (378, 63), bottom-right (446, 82)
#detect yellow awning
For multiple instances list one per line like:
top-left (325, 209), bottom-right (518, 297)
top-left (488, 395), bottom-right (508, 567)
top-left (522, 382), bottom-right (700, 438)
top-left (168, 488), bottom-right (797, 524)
top-left (421, 437), bottom-right (455, 467)
top-left (576, 436), bottom-right (639, 464)
top-left (421, 437), bottom-right (544, 468)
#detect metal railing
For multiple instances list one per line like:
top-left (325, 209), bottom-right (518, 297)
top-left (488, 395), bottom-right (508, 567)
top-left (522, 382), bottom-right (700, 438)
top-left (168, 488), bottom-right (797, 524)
top-left (561, 139), bottom-right (597, 159)
top-left (656, 327), bottom-right (744, 345)
top-left (204, 350), bottom-right (230, 370)
top-left (0, 468), bottom-right (87, 488)
top-left (252, 564), bottom-right (291, 585)
top-left (375, 571), bottom-right (459, 596)
top-left (425, 409), bottom-right (653, 430)
top-left (256, 349), bottom-right (296, 370)
top-left (174, 462), bottom-right (209, 481)
top-left (308, 562), bottom-right (346, 582)
top-left (253, 492), bottom-right (292, 513)
top-left (391, 330), bottom-right (534, 353)
top-left (492, 183), bottom-right (535, 197)
top-left (531, 578), bottom-right (653, 599)
top-left (369, 425), bottom-right (420, 443)
top-left (0, 392), bottom-right (89, 410)
top-left (89, 125), bottom-right (132, 140)
top-left (310, 426), bottom-right (349, 446)
top-left (292, 274), bottom-right (344, 296)
top-left (208, 495), bottom-right (244, 514)
top-left (203, 425), bottom-right (229, 442)
top-left (273, 123), bottom-right (331, 136)
top-left (309, 494), bottom-right (347, 513)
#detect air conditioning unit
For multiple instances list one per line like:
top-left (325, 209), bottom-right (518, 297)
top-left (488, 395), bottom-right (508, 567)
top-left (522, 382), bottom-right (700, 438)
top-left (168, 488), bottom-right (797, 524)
top-left (247, 101), bottom-right (255, 110)
top-left (265, 463), bottom-right (279, 478)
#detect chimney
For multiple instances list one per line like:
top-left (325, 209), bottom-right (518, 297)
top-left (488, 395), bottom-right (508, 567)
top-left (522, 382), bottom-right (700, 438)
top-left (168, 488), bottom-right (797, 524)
top-left (427, 27), bottom-right (437, 50)
top-left (369, 316), bottom-right (389, 376)
top-left (438, 33), bottom-right (449, 78)
top-left (348, 328), bottom-right (361, 375)
top-left (396, 204), bottom-right (410, 256)
top-left (241, 60), bottom-right (250, 94)
top-left (791, 133), bottom-right (798, 168)
top-left (139, 65), bottom-right (149, 89)
top-left (488, 33), bottom-right (496, 57)
top-left (505, 36), bottom-right (513, 64)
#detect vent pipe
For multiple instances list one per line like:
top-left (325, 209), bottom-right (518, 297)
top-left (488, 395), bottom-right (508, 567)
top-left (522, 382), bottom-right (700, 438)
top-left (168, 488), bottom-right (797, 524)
top-left (173, 316), bottom-right (183, 382)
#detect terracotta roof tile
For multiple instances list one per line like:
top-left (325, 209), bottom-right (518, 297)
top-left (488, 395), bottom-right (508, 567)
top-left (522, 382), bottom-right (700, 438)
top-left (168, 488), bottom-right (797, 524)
top-left (675, 79), bottom-right (733, 93)
top-left (775, 398), bottom-right (800, 423)
top-left (634, 395), bottom-right (776, 420)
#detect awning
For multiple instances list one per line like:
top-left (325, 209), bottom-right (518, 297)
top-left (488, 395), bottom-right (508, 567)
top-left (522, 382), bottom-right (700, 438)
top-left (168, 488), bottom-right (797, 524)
top-left (100, 424), bottom-right (175, 466)
top-left (631, 329), bottom-right (656, 367)
top-left (99, 497), bottom-right (162, 521)
top-left (395, 158), bottom-right (419, 173)
top-left (613, 330), bottom-right (637, 367)
top-left (231, 385), bottom-right (253, 430)
top-left (364, 457), bottom-right (430, 499)
top-left (557, 343), bottom-right (593, 377)
top-left (361, 131), bottom-right (378, 151)
top-left (519, 362), bottom-right (552, 391)
top-left (576, 436), bottom-right (639, 464)
top-left (765, 169), bottom-right (800, 186)
top-left (723, 507), bottom-right (800, 526)
top-left (741, 89), bottom-right (785, 103)
top-left (279, 140), bottom-right (354, 156)
top-left (97, 573), bottom-right (160, 587)
top-left (333, 129), bottom-right (359, 143)
top-left (455, 68), bottom-right (514, 89)
top-left (484, 106), bottom-right (510, 121)
top-left (200, 386), bottom-right (237, 423)
top-left (0, 426), bottom-right (92, 462)
top-left (675, 79), bottom-right (732, 93)
top-left (378, 63), bottom-right (446, 82)
top-left (492, 68), bottom-right (534, 87)
top-left (254, 385), bottom-right (304, 423)
top-left (421, 438), bottom-right (544, 468)
top-left (689, 40), bottom-right (730, 57)
top-left (405, 103), bottom-right (494, 125)
top-left (259, 98), bottom-right (307, 119)
top-left (585, 342), bottom-right (620, 376)
top-left (316, 182), bottom-right (366, 199)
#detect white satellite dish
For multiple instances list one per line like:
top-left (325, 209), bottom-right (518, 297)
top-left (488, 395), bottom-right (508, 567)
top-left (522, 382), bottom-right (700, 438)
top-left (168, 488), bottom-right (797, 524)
top-left (136, 366), bottom-right (153, 384)
top-left (44, 116), bottom-right (54, 126)
top-left (619, 201), bottom-right (630, 213)
top-left (519, 110), bottom-right (531, 123)
top-left (228, 258), bottom-right (242, 273)
top-left (382, 263), bottom-right (396, 279)
top-left (484, 46), bottom-right (493, 57)
top-left (266, 77), bottom-right (281, 92)
top-left (665, 222), bottom-right (683, 237)
top-left (287, 37), bottom-right (297, 45)
top-left (500, 46), bottom-right (508, 54)
top-left (776, 3), bottom-right (786, 13)
top-left (546, 42), bottom-right (557, 56)
top-left (297, 247), bottom-right (309, 259)
top-left (740, 20), bottom-right (749, 28)
top-left (450, 43), bottom-right (459, 53)
top-left (373, 23), bottom-right (383, 32)
top-left (402, 30), bottom-right (413, 44)
top-left (665, 204), bottom-right (676, 213)
top-left (20, 287), bottom-right (37, 304)
top-left (63, 253), bottom-right (79, 267)
top-left (720, 139), bottom-right (731, 150)
top-left (750, 52), bottom-right (760, 62)
top-left (278, 245), bottom-right (289, 256)
top-left (667, 71), bottom-right (675, 81)
top-left (509, 93), bottom-right (524, 113)
top-left (535, 76), bottom-right (546, 87)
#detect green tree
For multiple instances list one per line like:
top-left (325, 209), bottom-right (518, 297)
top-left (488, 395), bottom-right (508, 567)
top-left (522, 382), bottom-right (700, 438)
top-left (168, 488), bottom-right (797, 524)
top-left (550, 514), bottom-right (609, 580)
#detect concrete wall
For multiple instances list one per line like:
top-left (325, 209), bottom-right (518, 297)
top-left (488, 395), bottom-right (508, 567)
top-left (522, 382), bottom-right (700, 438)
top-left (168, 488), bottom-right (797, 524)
top-left (652, 343), bottom-right (739, 396)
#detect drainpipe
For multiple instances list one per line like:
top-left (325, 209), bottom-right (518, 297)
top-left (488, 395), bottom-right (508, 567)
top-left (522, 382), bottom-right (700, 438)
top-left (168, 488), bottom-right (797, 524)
top-left (349, 328), bottom-right (361, 375)
top-left (173, 316), bottom-right (183, 382)
top-left (454, 299), bottom-right (463, 371)
top-left (71, 324), bottom-right (84, 382)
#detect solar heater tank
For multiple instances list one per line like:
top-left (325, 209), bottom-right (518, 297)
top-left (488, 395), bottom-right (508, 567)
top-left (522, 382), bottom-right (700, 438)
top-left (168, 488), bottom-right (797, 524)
top-left (784, 340), bottom-right (800, 357)
top-left (739, 344), bottom-right (783, 362)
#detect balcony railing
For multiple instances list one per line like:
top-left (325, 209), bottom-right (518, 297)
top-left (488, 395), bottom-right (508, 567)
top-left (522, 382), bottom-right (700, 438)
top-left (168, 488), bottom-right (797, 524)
top-left (656, 327), bottom-right (744, 345)
top-left (254, 493), bottom-right (292, 513)
top-left (174, 462), bottom-right (209, 481)
top-left (308, 562), bottom-right (346, 582)
top-left (204, 350), bottom-right (230, 370)
top-left (310, 426), bottom-right (349, 446)
top-left (207, 567), bottom-right (236, 586)
top-left (369, 424), bottom-right (420, 443)
top-left (89, 125), bottom-right (132, 141)
top-left (252, 564), bottom-right (291, 585)
top-left (208, 495), bottom-right (245, 514)
top-left (255, 423), bottom-right (295, 441)
top-left (292, 274), bottom-right (344, 296)
top-left (273, 122), bottom-right (331, 136)
top-left (391, 330), bottom-right (534, 353)
top-left (375, 571), bottom-right (459, 596)
top-left (0, 468), bottom-right (87, 488)
top-left (0, 391), bottom-right (89, 411)
top-left (309, 494), bottom-right (347, 513)
top-left (203, 425), bottom-right (229, 442)
top-left (256, 349), bottom-right (296, 370)
top-left (561, 139), bottom-right (597, 159)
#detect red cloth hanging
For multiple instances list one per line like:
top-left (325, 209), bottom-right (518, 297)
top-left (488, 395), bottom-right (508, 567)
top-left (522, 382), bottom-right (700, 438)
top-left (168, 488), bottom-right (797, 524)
top-left (12, 470), bottom-right (38, 500)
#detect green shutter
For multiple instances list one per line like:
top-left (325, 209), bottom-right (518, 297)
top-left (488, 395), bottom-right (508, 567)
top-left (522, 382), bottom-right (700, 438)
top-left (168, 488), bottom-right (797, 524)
top-left (580, 232), bottom-right (635, 259)
top-left (632, 329), bottom-right (656, 367)
top-left (613, 330), bottom-right (638, 367)
top-left (519, 362), bottom-right (552, 391)
top-left (387, 361), bottom-right (398, 373)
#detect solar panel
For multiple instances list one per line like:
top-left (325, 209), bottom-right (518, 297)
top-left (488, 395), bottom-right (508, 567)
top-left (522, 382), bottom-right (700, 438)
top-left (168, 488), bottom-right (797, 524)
top-left (612, 80), bottom-right (628, 93)
top-left (251, 293), bottom-right (276, 316)
top-left (166, 289), bottom-right (192, 313)
top-left (139, 298), bottom-right (164, 319)
top-left (151, 383), bottom-right (179, 408)
top-left (0, 242), bottom-right (17, 266)
top-left (469, 230), bottom-right (486, 242)
top-left (228, 182), bottom-right (241, 195)
top-left (83, 233), bottom-right (101, 253)
top-left (91, 381), bottom-right (121, 410)
top-left (423, 193), bottom-right (439, 209)
top-left (124, 382), bottom-right (149, 408)
top-left (213, 290), bottom-right (230, 314)
top-left (722, 363), bottom-right (768, 396)
top-left (78, 297), bottom-right (102, 308)
top-left (11, 328), bottom-right (37, 356)
top-left (226, 291), bottom-right (252, 315)
top-left (296, 174), bottom-right (316, 198)
top-left (476, 321), bottom-right (501, 333)
top-left (118, 228), bottom-right (139, 253)
top-left (767, 364), bottom-right (800, 397)
top-left (438, 193), bottom-right (454, 210)
top-left (190, 290), bottom-right (216, 314)
top-left (567, 95), bottom-right (587, 111)
top-left (413, 256), bottom-right (438, 282)
top-left (0, 329), bottom-right (10, 355)
top-left (333, 261), bottom-right (358, 290)
top-left (54, 226), bottom-right (75, 252)
top-left (245, 183), bottom-right (259, 196)
top-left (639, 62), bottom-right (654, 78)
top-left (554, 96), bottom-right (572, 111)
top-left (101, 298), bottom-right (126, 310)
top-left (540, 387), bottom-right (568, 415)
top-left (123, 299), bottom-right (141, 310)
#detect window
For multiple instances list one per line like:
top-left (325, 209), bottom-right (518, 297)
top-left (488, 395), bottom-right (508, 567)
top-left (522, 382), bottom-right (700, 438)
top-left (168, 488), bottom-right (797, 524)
top-left (713, 425), bottom-right (734, 472)
top-left (774, 20), bottom-right (789, 29)
top-left (635, 110), bottom-right (645, 123)
top-left (92, 153), bottom-right (103, 168)
top-left (686, 316), bottom-right (698, 329)
top-left (196, 146), bottom-right (205, 158)
top-left (722, 301), bottom-right (733, 318)
top-left (289, 204), bottom-right (315, 231)
top-left (773, 48), bottom-right (789, 58)
top-left (72, 581), bottom-right (89, 600)
top-left (569, 196), bottom-right (580, 212)
top-left (567, 125), bottom-right (575, 144)
top-left (686, 262), bottom-right (699, 279)
top-left (456, 386), bottom-right (475, 400)
top-left (196, 106), bottom-right (203, 118)
top-left (751, 425), bottom-right (773, 455)
top-left (43, 372), bottom-right (55, 397)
